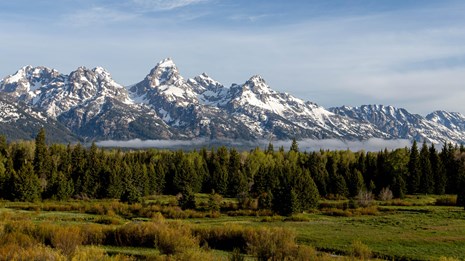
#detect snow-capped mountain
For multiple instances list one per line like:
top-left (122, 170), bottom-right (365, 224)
top-left (0, 95), bottom-right (77, 142)
top-left (1, 58), bottom-right (465, 144)
top-left (330, 105), bottom-right (465, 144)
top-left (426, 111), bottom-right (465, 133)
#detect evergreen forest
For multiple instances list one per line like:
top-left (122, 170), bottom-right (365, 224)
top-left (0, 129), bottom-right (464, 215)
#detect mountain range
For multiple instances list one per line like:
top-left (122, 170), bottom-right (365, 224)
top-left (1, 58), bottom-right (464, 145)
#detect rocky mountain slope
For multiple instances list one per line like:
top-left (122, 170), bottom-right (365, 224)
top-left (1, 58), bottom-right (464, 144)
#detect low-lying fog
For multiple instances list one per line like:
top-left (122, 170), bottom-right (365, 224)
top-left (96, 138), bottom-right (412, 152)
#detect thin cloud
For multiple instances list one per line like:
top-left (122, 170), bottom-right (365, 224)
top-left (65, 7), bottom-right (138, 27)
top-left (96, 138), bottom-right (412, 152)
top-left (131, 0), bottom-right (208, 11)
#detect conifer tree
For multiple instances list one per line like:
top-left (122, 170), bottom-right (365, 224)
top-left (13, 161), bottom-right (41, 202)
top-left (430, 144), bottom-right (446, 195)
top-left (419, 142), bottom-right (434, 194)
top-left (34, 128), bottom-right (50, 181)
top-left (333, 174), bottom-right (349, 198)
top-left (290, 138), bottom-right (299, 153)
top-left (266, 142), bottom-right (274, 154)
top-left (178, 187), bottom-right (196, 210)
top-left (2, 158), bottom-right (16, 200)
top-left (54, 171), bottom-right (74, 200)
top-left (408, 141), bottom-right (421, 194)
top-left (0, 135), bottom-right (7, 156)
top-left (228, 148), bottom-right (248, 197)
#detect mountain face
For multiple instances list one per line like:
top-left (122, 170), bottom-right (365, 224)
top-left (329, 105), bottom-right (465, 144)
top-left (1, 58), bottom-right (465, 145)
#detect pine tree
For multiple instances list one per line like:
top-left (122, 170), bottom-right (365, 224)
top-left (54, 171), bottom-right (74, 200)
top-left (419, 142), bottom-right (434, 194)
top-left (333, 174), bottom-right (349, 198)
top-left (0, 135), bottom-right (7, 156)
top-left (348, 170), bottom-right (365, 198)
top-left (2, 158), bottom-right (16, 200)
top-left (13, 161), bottom-right (41, 202)
top-left (120, 184), bottom-right (142, 204)
top-left (408, 141), bottom-right (421, 194)
top-left (178, 187), bottom-right (196, 210)
top-left (296, 170), bottom-right (320, 210)
top-left (266, 142), bottom-right (274, 154)
top-left (290, 138), bottom-right (299, 153)
top-left (430, 144), bottom-right (446, 195)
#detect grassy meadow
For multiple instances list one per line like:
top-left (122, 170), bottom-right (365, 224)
top-left (0, 194), bottom-right (463, 260)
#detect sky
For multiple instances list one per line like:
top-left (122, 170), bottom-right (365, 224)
top-left (2, 0), bottom-right (465, 115)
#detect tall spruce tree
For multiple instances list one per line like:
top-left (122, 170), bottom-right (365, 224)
top-left (430, 144), bottom-right (446, 195)
top-left (34, 128), bottom-right (50, 181)
top-left (419, 142), bottom-right (434, 194)
top-left (13, 161), bottom-right (41, 202)
top-left (290, 138), bottom-right (299, 153)
top-left (408, 141), bottom-right (421, 194)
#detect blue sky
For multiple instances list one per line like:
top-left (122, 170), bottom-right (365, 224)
top-left (2, 0), bottom-right (465, 115)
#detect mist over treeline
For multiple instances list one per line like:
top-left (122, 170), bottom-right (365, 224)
top-left (0, 129), bottom-right (464, 215)
top-left (96, 138), bottom-right (412, 152)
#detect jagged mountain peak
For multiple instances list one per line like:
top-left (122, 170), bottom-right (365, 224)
top-left (0, 65), bottom-right (60, 99)
top-left (243, 75), bottom-right (273, 95)
top-left (3, 60), bottom-right (465, 144)
top-left (146, 58), bottom-right (182, 87)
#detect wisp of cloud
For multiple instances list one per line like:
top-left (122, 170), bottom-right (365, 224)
top-left (96, 138), bottom-right (412, 151)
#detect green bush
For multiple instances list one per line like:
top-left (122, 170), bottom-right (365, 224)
top-left (51, 226), bottom-right (83, 257)
top-left (349, 240), bottom-right (372, 260)
top-left (435, 195), bottom-right (457, 206)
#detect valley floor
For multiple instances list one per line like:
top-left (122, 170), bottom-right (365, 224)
top-left (0, 194), bottom-right (464, 260)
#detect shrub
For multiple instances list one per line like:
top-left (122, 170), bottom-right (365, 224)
top-left (246, 227), bottom-right (297, 261)
top-left (292, 245), bottom-right (318, 261)
top-left (435, 195), bottom-right (457, 206)
top-left (171, 248), bottom-right (215, 261)
top-left (230, 248), bottom-right (245, 261)
top-left (349, 240), bottom-right (372, 260)
top-left (438, 257), bottom-right (460, 261)
top-left (80, 224), bottom-right (107, 245)
top-left (357, 190), bottom-right (375, 207)
top-left (194, 224), bottom-right (249, 252)
top-left (261, 215), bottom-right (284, 222)
top-left (0, 243), bottom-right (66, 261)
top-left (51, 226), bottom-right (83, 257)
top-left (71, 246), bottom-right (135, 261)
top-left (284, 214), bottom-right (310, 222)
top-left (208, 192), bottom-right (222, 212)
top-left (94, 216), bottom-right (123, 225)
top-left (178, 189), bottom-right (196, 210)
top-left (154, 221), bottom-right (198, 255)
top-left (378, 187), bottom-right (393, 201)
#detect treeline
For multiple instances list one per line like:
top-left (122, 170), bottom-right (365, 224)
top-left (0, 129), bottom-right (464, 214)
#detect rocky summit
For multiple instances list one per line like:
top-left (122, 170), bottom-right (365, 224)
top-left (1, 58), bottom-right (465, 144)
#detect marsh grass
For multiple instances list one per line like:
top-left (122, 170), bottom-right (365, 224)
top-left (0, 194), bottom-right (464, 260)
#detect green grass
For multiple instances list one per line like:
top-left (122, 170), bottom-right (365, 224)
top-left (102, 246), bottom-right (160, 259)
top-left (0, 195), bottom-right (464, 260)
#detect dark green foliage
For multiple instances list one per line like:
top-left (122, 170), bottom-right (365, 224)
top-left (53, 171), bottom-right (74, 200)
top-left (208, 191), bottom-right (222, 212)
top-left (0, 135), bottom-right (7, 156)
top-left (1, 133), bottom-right (465, 214)
top-left (12, 161), bottom-right (41, 202)
top-left (34, 128), bottom-right (50, 181)
top-left (290, 138), bottom-right (299, 153)
top-left (258, 191), bottom-right (273, 210)
top-left (348, 170), bottom-right (365, 198)
top-left (430, 144), bottom-right (446, 195)
top-left (419, 142), bottom-right (434, 194)
top-left (408, 141), bottom-right (421, 194)
top-left (120, 184), bottom-right (142, 204)
top-left (178, 188), bottom-right (196, 210)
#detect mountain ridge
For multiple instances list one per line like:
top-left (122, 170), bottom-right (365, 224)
top-left (1, 59), bottom-right (464, 145)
